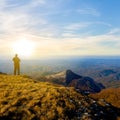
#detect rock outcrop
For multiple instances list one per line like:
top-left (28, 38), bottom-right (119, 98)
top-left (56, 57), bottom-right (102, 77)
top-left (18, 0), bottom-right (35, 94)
top-left (66, 70), bottom-right (105, 93)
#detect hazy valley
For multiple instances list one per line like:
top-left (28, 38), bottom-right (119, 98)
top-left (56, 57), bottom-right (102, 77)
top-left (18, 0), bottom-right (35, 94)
top-left (0, 57), bottom-right (120, 119)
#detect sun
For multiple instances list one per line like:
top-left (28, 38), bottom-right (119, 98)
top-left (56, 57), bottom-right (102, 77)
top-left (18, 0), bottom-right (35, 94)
top-left (12, 39), bottom-right (35, 57)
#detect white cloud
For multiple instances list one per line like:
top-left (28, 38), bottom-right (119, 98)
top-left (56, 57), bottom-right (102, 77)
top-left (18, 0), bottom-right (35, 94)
top-left (108, 28), bottom-right (120, 35)
top-left (1, 26), bottom-right (120, 58)
top-left (64, 22), bottom-right (90, 30)
top-left (26, 30), bottom-right (120, 57)
top-left (30, 0), bottom-right (46, 6)
top-left (0, 0), bottom-right (120, 58)
top-left (77, 8), bottom-right (100, 16)
top-left (0, 0), bottom-right (47, 36)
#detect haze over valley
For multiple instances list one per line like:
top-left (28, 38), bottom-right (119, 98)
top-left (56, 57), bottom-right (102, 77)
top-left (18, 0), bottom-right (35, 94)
top-left (1, 56), bottom-right (120, 88)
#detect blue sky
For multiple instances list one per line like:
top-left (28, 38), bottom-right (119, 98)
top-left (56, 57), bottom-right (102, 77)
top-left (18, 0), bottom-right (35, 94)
top-left (0, 0), bottom-right (120, 59)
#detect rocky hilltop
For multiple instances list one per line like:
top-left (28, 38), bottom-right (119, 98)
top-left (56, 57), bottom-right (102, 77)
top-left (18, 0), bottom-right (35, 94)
top-left (66, 70), bottom-right (105, 93)
top-left (47, 70), bottom-right (105, 93)
top-left (0, 74), bottom-right (120, 120)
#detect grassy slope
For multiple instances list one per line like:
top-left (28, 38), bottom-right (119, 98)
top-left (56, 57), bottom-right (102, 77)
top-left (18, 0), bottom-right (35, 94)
top-left (0, 75), bottom-right (120, 120)
top-left (90, 88), bottom-right (120, 108)
top-left (0, 74), bottom-right (83, 120)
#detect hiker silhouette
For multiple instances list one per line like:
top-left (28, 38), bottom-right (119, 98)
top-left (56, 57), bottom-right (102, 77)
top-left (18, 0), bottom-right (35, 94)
top-left (12, 54), bottom-right (20, 75)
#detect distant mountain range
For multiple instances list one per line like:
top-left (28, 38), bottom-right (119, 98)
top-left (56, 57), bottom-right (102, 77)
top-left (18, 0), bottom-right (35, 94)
top-left (47, 70), bottom-right (105, 93)
top-left (94, 69), bottom-right (120, 81)
top-left (91, 69), bottom-right (120, 88)
top-left (1, 58), bottom-right (120, 88)
top-left (99, 69), bottom-right (117, 77)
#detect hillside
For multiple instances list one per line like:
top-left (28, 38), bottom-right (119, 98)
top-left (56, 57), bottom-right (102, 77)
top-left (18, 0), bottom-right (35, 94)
top-left (46, 70), bottom-right (105, 93)
top-left (90, 88), bottom-right (120, 108)
top-left (76, 68), bottom-right (120, 88)
top-left (0, 74), bottom-right (120, 120)
top-left (91, 69), bottom-right (120, 88)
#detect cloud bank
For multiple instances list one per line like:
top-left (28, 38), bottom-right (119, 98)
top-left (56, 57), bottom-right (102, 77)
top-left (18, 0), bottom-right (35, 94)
top-left (0, 0), bottom-right (120, 59)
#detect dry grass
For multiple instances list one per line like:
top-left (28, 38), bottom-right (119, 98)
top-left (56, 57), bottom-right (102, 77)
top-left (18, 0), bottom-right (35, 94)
top-left (0, 74), bottom-right (83, 120)
top-left (0, 74), bottom-right (120, 120)
top-left (90, 88), bottom-right (120, 108)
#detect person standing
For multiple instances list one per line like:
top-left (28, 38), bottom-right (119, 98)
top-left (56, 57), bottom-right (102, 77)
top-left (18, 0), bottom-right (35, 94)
top-left (12, 54), bottom-right (20, 75)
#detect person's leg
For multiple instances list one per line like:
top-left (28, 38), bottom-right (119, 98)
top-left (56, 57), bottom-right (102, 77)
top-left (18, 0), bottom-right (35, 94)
top-left (18, 65), bottom-right (20, 75)
top-left (14, 66), bottom-right (16, 75)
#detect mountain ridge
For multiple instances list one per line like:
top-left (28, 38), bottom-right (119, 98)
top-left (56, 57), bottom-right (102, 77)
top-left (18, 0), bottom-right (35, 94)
top-left (47, 69), bottom-right (105, 93)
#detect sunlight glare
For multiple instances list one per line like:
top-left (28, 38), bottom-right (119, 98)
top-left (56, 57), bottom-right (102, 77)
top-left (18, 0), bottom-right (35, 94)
top-left (12, 39), bottom-right (35, 57)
